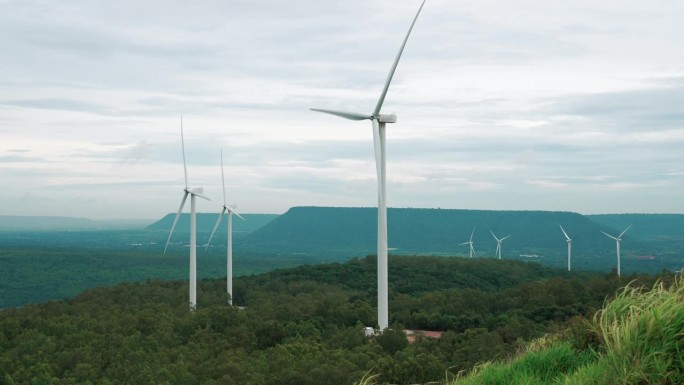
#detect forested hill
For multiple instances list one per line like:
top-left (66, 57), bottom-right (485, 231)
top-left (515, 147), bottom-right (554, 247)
top-left (243, 206), bottom-right (644, 257)
top-left (146, 213), bottom-right (279, 234)
top-left (588, 213), bottom-right (684, 239)
top-left (0, 255), bottom-right (672, 384)
top-left (243, 255), bottom-right (576, 298)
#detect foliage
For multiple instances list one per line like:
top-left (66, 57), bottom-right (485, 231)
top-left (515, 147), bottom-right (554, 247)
top-left (0, 247), bottom-right (311, 309)
top-left (1, 256), bottom-right (672, 384)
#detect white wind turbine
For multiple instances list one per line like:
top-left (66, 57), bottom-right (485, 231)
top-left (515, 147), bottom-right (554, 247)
top-left (490, 231), bottom-right (510, 260)
top-left (559, 225), bottom-right (572, 271)
top-left (205, 149), bottom-right (245, 305)
top-left (601, 225), bottom-right (632, 277)
top-left (310, 0), bottom-right (426, 331)
top-left (164, 118), bottom-right (210, 311)
top-left (459, 227), bottom-right (476, 258)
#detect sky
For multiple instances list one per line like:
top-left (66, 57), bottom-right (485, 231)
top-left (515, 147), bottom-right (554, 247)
top-left (1, 0), bottom-right (683, 219)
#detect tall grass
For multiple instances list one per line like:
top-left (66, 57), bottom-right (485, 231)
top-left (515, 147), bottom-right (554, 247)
top-left (577, 276), bottom-right (684, 384)
top-left (449, 342), bottom-right (595, 385)
top-left (445, 274), bottom-right (684, 385)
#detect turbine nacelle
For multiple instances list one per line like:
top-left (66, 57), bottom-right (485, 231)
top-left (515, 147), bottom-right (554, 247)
top-left (226, 205), bottom-right (245, 221)
top-left (378, 114), bottom-right (397, 123)
top-left (184, 187), bottom-right (210, 201)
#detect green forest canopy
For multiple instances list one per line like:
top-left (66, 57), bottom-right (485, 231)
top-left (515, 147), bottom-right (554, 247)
top-left (1, 256), bottom-right (673, 385)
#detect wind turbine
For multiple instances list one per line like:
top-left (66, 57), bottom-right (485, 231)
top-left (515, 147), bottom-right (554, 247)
top-left (459, 227), bottom-right (476, 258)
top-left (490, 231), bottom-right (510, 260)
top-left (309, 0), bottom-right (426, 331)
top-left (559, 225), bottom-right (572, 271)
top-left (163, 117), bottom-right (210, 311)
top-left (205, 149), bottom-right (245, 305)
top-left (601, 225), bottom-right (632, 277)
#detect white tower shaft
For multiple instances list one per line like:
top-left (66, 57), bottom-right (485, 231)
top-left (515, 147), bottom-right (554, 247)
top-left (568, 242), bottom-right (572, 271)
top-left (227, 211), bottom-right (233, 304)
top-left (616, 240), bottom-right (621, 277)
top-left (189, 194), bottom-right (197, 310)
top-left (373, 120), bottom-right (389, 331)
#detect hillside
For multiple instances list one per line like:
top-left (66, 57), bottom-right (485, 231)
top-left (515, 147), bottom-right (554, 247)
top-left (438, 274), bottom-right (684, 385)
top-left (1, 256), bottom-right (666, 385)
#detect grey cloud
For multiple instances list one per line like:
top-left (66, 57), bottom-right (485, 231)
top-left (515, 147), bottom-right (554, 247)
top-left (0, 155), bottom-right (42, 163)
top-left (1, 98), bottom-right (113, 115)
top-left (542, 82), bottom-right (684, 132)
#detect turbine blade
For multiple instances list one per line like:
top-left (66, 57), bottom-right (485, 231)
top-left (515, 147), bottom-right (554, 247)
top-left (601, 231), bottom-right (618, 241)
top-left (559, 225), bottom-right (570, 240)
top-left (310, 108), bottom-right (372, 121)
top-left (373, 0), bottom-right (426, 116)
top-left (619, 224), bottom-right (633, 238)
top-left (501, 235), bottom-right (511, 241)
top-left (470, 226), bottom-right (475, 242)
top-left (220, 148), bottom-right (227, 205)
top-left (459, 241), bottom-right (470, 245)
top-left (205, 208), bottom-right (226, 251)
top-left (490, 230), bottom-right (499, 241)
top-left (181, 116), bottom-right (188, 189)
top-left (164, 192), bottom-right (189, 255)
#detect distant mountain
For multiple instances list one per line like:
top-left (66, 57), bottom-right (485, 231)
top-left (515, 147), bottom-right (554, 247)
top-left (146, 213), bottom-right (279, 235)
top-left (588, 214), bottom-right (684, 240)
top-left (0, 215), bottom-right (98, 231)
top-left (244, 206), bottom-right (639, 254)
top-left (0, 216), bottom-right (157, 231)
top-left (241, 207), bottom-right (678, 272)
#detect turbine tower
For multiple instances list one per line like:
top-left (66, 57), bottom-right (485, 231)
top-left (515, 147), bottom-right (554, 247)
top-left (164, 117), bottom-right (210, 311)
top-left (601, 225), bottom-right (632, 277)
top-left (206, 149), bottom-right (245, 305)
top-left (459, 227), bottom-right (476, 258)
top-left (559, 225), bottom-right (572, 271)
top-left (310, 0), bottom-right (426, 331)
top-left (490, 231), bottom-right (510, 260)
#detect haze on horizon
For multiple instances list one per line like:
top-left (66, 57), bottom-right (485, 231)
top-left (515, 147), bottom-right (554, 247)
top-left (1, 0), bottom-right (683, 220)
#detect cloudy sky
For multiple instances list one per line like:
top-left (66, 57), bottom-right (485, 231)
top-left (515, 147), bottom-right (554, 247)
top-left (1, 0), bottom-right (683, 219)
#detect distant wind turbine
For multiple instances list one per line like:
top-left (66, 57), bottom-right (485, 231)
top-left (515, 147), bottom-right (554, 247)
top-left (490, 231), bottom-right (510, 260)
top-left (164, 117), bottom-right (210, 311)
top-left (310, 0), bottom-right (426, 331)
top-left (459, 227), bottom-right (476, 258)
top-left (205, 149), bottom-right (245, 305)
top-left (559, 225), bottom-right (572, 271)
top-left (601, 225), bottom-right (632, 277)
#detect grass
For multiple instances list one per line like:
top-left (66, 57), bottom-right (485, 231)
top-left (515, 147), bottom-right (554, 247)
top-left (355, 274), bottom-right (684, 385)
top-left (449, 274), bottom-right (684, 385)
